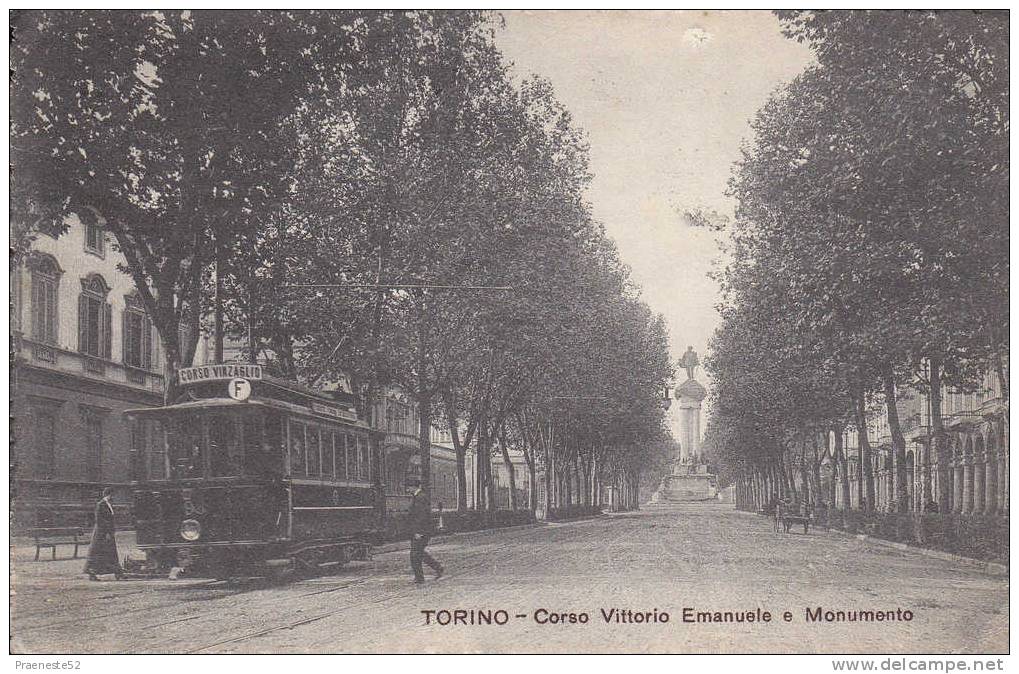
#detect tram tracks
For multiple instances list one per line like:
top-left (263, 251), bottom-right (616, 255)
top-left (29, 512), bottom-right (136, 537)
top-left (184, 523), bottom-right (570, 653)
top-left (13, 570), bottom-right (375, 636)
top-left (16, 519), bottom-right (599, 653)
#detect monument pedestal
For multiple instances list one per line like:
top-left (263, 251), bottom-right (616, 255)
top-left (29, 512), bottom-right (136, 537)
top-left (652, 462), bottom-right (718, 502)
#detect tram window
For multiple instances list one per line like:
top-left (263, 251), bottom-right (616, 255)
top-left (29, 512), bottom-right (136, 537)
top-left (257, 413), bottom-right (283, 476)
top-left (330, 430), bottom-right (342, 479)
top-left (290, 421), bottom-right (306, 476)
top-left (340, 436), bottom-right (352, 479)
top-left (308, 426), bottom-right (321, 476)
top-left (322, 431), bottom-right (332, 479)
top-left (242, 414), bottom-right (276, 476)
top-left (356, 435), bottom-right (368, 481)
top-left (177, 420), bottom-right (205, 478)
top-left (209, 414), bottom-right (243, 477)
top-left (333, 433), bottom-right (346, 480)
top-left (149, 421), bottom-right (166, 480)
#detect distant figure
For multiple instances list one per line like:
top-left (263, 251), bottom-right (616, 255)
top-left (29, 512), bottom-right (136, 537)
top-left (679, 346), bottom-right (699, 379)
top-left (407, 477), bottom-right (443, 584)
top-left (84, 488), bottom-right (124, 581)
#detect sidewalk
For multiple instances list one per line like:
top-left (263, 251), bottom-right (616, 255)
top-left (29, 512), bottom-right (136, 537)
top-left (731, 507), bottom-right (1008, 576)
top-left (10, 522), bottom-right (545, 565)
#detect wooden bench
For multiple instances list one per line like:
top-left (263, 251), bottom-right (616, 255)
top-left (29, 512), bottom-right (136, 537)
top-left (30, 527), bottom-right (88, 561)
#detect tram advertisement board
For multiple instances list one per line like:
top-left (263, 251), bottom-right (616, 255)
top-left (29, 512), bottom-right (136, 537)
top-left (178, 364), bottom-right (263, 384)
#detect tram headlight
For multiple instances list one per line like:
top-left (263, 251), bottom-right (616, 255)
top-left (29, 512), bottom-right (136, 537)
top-left (180, 519), bottom-right (201, 541)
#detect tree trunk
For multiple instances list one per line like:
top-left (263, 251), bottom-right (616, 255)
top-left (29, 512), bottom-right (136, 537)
top-left (526, 451), bottom-right (537, 512)
top-left (882, 364), bottom-right (909, 512)
top-left (929, 357), bottom-right (951, 512)
top-left (161, 339), bottom-right (182, 407)
top-left (498, 424), bottom-right (517, 510)
top-left (853, 387), bottom-right (875, 512)
top-left (799, 436), bottom-right (811, 503)
top-left (833, 425), bottom-right (850, 510)
top-left (543, 420), bottom-right (554, 517)
top-left (213, 244), bottom-right (223, 364)
top-left (446, 398), bottom-right (468, 513)
top-left (542, 438), bottom-right (552, 517)
top-left (780, 452), bottom-right (795, 500)
top-left (811, 432), bottom-right (823, 506)
top-left (485, 429), bottom-right (497, 512)
top-left (416, 309), bottom-right (431, 511)
top-left (579, 453), bottom-right (591, 506)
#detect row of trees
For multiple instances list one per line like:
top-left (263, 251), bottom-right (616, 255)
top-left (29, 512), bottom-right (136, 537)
top-left (702, 11), bottom-right (1008, 513)
top-left (11, 10), bottom-right (674, 513)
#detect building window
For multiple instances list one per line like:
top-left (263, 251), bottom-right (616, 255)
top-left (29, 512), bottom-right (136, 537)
top-left (123, 295), bottom-right (154, 369)
top-left (11, 264), bottom-right (23, 333)
top-left (84, 220), bottom-right (105, 256)
top-left (32, 406), bottom-right (58, 480)
top-left (81, 407), bottom-right (104, 483)
top-left (30, 255), bottom-right (61, 345)
top-left (78, 275), bottom-right (111, 359)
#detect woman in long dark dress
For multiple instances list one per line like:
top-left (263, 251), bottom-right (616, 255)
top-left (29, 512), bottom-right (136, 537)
top-left (84, 488), bottom-right (124, 580)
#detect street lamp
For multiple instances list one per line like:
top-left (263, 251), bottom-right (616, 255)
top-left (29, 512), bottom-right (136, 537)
top-left (661, 387), bottom-right (672, 411)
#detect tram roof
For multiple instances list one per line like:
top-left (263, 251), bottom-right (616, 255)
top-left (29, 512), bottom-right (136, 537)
top-left (123, 398), bottom-right (270, 417)
top-left (124, 395), bottom-right (378, 432)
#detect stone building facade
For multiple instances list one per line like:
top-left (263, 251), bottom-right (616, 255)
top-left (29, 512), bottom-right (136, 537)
top-left (11, 216), bottom-right (163, 527)
top-left (831, 367), bottom-right (1008, 515)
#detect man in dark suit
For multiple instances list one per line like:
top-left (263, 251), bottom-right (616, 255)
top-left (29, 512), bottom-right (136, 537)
top-left (407, 477), bottom-right (443, 583)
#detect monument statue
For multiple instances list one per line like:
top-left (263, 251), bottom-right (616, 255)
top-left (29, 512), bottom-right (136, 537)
top-left (679, 346), bottom-right (699, 380)
top-left (649, 344), bottom-right (715, 504)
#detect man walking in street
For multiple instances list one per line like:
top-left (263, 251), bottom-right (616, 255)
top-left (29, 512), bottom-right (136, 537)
top-left (407, 477), bottom-right (444, 584)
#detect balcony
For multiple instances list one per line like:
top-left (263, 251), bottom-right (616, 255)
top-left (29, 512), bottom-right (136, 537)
top-left (17, 336), bottom-right (163, 394)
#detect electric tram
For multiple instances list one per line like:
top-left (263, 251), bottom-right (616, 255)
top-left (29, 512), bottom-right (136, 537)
top-left (124, 365), bottom-right (386, 577)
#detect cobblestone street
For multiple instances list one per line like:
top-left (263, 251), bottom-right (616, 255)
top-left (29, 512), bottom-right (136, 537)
top-left (11, 503), bottom-right (1008, 654)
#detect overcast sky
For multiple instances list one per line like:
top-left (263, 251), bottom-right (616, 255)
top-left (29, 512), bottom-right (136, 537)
top-left (495, 10), bottom-right (814, 435)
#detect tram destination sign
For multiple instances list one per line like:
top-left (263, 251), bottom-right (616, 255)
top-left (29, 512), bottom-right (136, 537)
top-left (178, 364), bottom-right (263, 384)
top-left (310, 401), bottom-right (358, 421)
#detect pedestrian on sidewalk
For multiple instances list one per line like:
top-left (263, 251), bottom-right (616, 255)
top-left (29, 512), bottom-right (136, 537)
top-left (407, 477), bottom-right (443, 584)
top-left (84, 487), bottom-right (124, 581)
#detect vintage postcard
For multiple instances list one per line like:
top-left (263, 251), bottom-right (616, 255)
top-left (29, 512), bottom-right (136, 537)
top-left (8, 9), bottom-right (1009, 660)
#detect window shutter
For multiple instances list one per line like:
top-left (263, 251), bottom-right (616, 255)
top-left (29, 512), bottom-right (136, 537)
top-left (142, 314), bottom-right (153, 369)
top-left (77, 294), bottom-right (88, 353)
top-left (31, 279), bottom-right (42, 339)
top-left (45, 283), bottom-right (56, 344)
top-left (122, 310), bottom-right (130, 365)
top-left (103, 303), bottom-right (112, 359)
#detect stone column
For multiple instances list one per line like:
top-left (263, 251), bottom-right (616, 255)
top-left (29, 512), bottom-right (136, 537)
top-left (888, 454), bottom-right (896, 508)
top-left (984, 450), bottom-right (997, 515)
top-left (962, 456), bottom-right (974, 515)
top-left (917, 446), bottom-right (925, 509)
top-left (919, 444), bottom-right (932, 511)
top-left (972, 454), bottom-right (985, 516)
top-left (876, 464), bottom-right (884, 507)
top-left (999, 448), bottom-right (1008, 515)
top-left (953, 457), bottom-right (964, 514)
